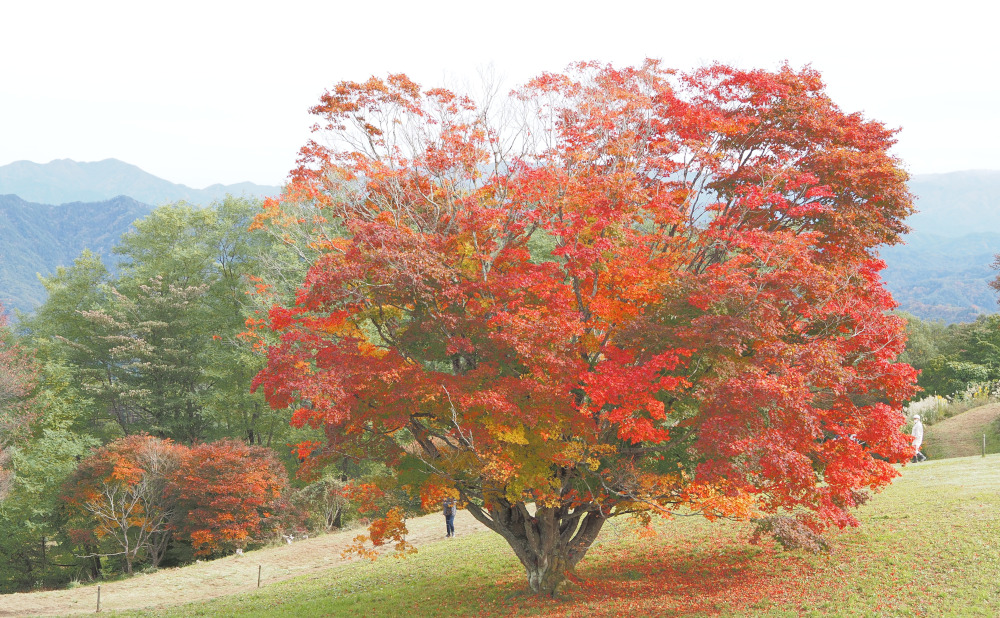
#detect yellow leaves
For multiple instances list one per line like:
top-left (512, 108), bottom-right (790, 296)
top-left (480, 456), bottom-right (518, 486)
top-left (559, 442), bottom-right (616, 471)
top-left (488, 423), bottom-right (529, 446)
top-left (580, 332), bottom-right (603, 355)
top-left (357, 341), bottom-right (388, 358)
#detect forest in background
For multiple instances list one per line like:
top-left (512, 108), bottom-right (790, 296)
top-left (0, 197), bottom-right (375, 592)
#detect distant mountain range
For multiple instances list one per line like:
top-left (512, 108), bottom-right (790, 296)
top-left (0, 158), bottom-right (281, 206)
top-left (0, 159), bottom-right (282, 315)
top-left (0, 160), bottom-right (997, 322)
top-left (881, 232), bottom-right (999, 323)
top-left (0, 194), bottom-right (154, 312)
top-left (879, 171), bottom-right (1000, 322)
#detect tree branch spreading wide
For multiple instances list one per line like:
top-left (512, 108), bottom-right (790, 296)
top-left (252, 60), bottom-right (917, 595)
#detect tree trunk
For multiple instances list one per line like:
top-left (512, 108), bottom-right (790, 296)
top-left (331, 506), bottom-right (343, 530)
top-left (83, 544), bottom-right (102, 580)
top-left (464, 500), bottom-right (606, 596)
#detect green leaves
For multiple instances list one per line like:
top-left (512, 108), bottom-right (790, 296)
top-left (21, 197), bottom-right (289, 444)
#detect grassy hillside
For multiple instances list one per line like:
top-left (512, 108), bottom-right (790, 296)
top-left (924, 403), bottom-right (1000, 459)
top-left (4, 455), bottom-right (1000, 617)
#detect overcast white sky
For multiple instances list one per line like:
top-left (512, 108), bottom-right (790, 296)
top-left (1, 0), bottom-right (996, 188)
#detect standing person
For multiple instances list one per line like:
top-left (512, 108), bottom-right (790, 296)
top-left (911, 415), bottom-right (926, 462)
top-left (443, 497), bottom-right (457, 538)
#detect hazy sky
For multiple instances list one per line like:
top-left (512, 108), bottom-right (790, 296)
top-left (1, 1), bottom-right (995, 188)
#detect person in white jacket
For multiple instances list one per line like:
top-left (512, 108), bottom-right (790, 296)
top-left (911, 415), bottom-right (926, 462)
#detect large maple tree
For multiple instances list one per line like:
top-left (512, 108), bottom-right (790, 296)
top-left (252, 61), bottom-right (917, 595)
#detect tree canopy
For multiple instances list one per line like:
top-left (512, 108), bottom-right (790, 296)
top-left (0, 304), bottom-right (38, 501)
top-left (250, 61), bottom-right (914, 595)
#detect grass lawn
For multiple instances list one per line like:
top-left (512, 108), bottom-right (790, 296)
top-left (102, 454), bottom-right (1000, 617)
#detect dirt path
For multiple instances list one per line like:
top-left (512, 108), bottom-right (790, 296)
top-left (0, 509), bottom-right (490, 617)
top-left (926, 403), bottom-right (1000, 458)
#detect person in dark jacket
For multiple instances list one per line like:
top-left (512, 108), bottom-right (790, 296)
top-left (443, 497), bottom-right (457, 538)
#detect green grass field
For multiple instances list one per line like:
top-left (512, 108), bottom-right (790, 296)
top-left (101, 454), bottom-right (1000, 618)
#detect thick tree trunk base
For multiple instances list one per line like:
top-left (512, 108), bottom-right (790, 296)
top-left (463, 500), bottom-right (607, 597)
top-left (524, 553), bottom-right (570, 596)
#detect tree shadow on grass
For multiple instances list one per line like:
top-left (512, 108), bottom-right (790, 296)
top-left (483, 539), bottom-right (814, 618)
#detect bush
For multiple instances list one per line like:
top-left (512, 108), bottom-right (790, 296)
top-left (904, 381), bottom-right (999, 427)
top-left (166, 439), bottom-right (294, 557)
top-left (62, 436), bottom-right (296, 574)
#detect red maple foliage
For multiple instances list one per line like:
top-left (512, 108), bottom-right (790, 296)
top-left (64, 436), bottom-right (292, 568)
top-left (166, 439), bottom-right (290, 557)
top-left (252, 60), bottom-right (917, 594)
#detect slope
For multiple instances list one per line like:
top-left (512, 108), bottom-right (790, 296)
top-left (4, 456), bottom-right (1000, 617)
top-left (924, 402), bottom-right (1000, 459)
top-left (0, 510), bottom-right (491, 617)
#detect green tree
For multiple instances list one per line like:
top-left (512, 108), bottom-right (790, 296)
top-left (111, 197), bottom-right (288, 444)
top-left (0, 320), bottom-right (98, 591)
top-left (17, 252), bottom-right (122, 437)
top-left (901, 313), bottom-right (1000, 400)
top-left (0, 304), bottom-right (38, 500)
top-left (21, 197), bottom-right (289, 445)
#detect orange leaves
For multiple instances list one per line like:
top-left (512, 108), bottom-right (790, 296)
top-left (418, 482), bottom-right (454, 512)
top-left (683, 481), bottom-right (758, 522)
top-left (290, 407), bottom-right (319, 429)
top-left (341, 483), bottom-right (416, 560)
top-left (267, 305), bottom-right (302, 332)
top-left (344, 507), bottom-right (415, 561)
top-left (253, 60), bottom-right (916, 586)
top-left (168, 439), bottom-right (291, 557)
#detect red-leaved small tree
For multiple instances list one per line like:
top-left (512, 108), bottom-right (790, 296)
top-left (62, 435), bottom-right (185, 573)
top-left (167, 439), bottom-right (289, 556)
